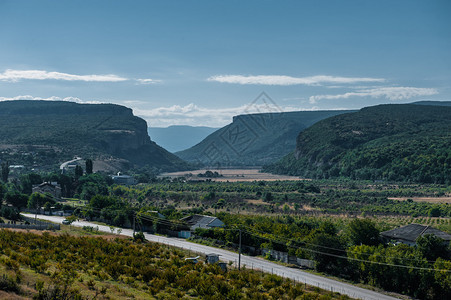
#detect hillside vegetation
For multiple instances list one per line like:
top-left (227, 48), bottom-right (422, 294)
top-left (0, 100), bottom-right (188, 172)
top-left (176, 110), bottom-right (354, 166)
top-left (264, 104), bottom-right (451, 183)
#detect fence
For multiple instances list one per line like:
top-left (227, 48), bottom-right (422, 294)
top-left (262, 248), bottom-right (314, 269)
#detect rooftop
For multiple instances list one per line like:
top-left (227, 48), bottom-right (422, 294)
top-left (381, 224), bottom-right (451, 242)
top-left (181, 214), bottom-right (223, 229)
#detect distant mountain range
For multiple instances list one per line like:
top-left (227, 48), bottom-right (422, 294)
top-left (0, 100), bottom-right (189, 172)
top-left (176, 110), bottom-right (355, 166)
top-left (148, 126), bottom-right (218, 153)
top-left (264, 102), bottom-right (451, 183)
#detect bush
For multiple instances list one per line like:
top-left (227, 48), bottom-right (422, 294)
top-left (133, 231), bottom-right (145, 243)
top-left (0, 274), bottom-right (21, 293)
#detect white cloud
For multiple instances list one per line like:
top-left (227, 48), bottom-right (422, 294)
top-left (207, 74), bottom-right (385, 86)
top-left (0, 95), bottom-right (103, 104)
top-left (136, 78), bottom-right (162, 84)
top-left (134, 104), bottom-right (242, 127)
top-left (134, 103), bottom-right (336, 127)
top-left (0, 69), bottom-right (128, 82)
top-left (309, 86), bottom-right (439, 104)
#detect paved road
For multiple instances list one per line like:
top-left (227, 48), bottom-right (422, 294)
top-left (21, 214), bottom-right (398, 300)
top-left (59, 157), bottom-right (82, 171)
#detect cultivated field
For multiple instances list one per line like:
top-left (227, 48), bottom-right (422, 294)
top-left (161, 168), bottom-right (307, 182)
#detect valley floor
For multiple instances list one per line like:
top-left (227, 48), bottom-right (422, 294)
top-left (161, 168), bottom-right (307, 182)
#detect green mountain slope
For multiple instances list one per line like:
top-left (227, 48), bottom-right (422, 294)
top-left (176, 110), bottom-right (354, 166)
top-left (0, 100), bottom-right (188, 172)
top-left (264, 103), bottom-right (451, 183)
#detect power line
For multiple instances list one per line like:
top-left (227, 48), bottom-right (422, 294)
top-left (236, 227), bottom-right (451, 273)
top-left (68, 206), bottom-right (449, 272)
top-left (238, 224), bottom-right (441, 265)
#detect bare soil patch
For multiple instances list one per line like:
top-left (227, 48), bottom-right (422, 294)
top-left (246, 199), bottom-right (271, 206)
top-left (93, 158), bottom-right (130, 173)
top-left (0, 290), bottom-right (28, 300)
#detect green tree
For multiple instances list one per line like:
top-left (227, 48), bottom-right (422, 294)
top-left (216, 198), bottom-right (226, 209)
top-left (89, 195), bottom-right (116, 210)
top-left (85, 159), bottom-right (93, 174)
top-left (319, 220), bottom-right (338, 236)
top-left (19, 173), bottom-right (43, 194)
top-left (57, 174), bottom-right (73, 197)
top-left (44, 201), bottom-right (52, 212)
top-left (74, 165), bottom-right (84, 179)
top-left (5, 192), bottom-right (29, 210)
top-left (1, 161), bottom-right (9, 182)
top-left (434, 258), bottom-right (451, 298)
top-left (264, 192), bottom-right (273, 202)
top-left (428, 206), bottom-right (441, 217)
top-left (309, 232), bottom-right (348, 276)
top-left (417, 234), bottom-right (449, 261)
top-left (28, 193), bottom-right (47, 210)
top-left (347, 218), bottom-right (380, 246)
top-left (0, 182), bottom-right (4, 203)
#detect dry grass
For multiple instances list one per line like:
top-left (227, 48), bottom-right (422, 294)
top-left (245, 199), bottom-right (271, 206)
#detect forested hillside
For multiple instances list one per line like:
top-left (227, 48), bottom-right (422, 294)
top-left (176, 110), bottom-right (354, 166)
top-left (0, 100), bottom-right (188, 172)
top-left (264, 104), bottom-right (451, 183)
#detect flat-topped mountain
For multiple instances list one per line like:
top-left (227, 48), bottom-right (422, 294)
top-left (176, 110), bottom-right (355, 166)
top-left (264, 103), bottom-right (451, 183)
top-left (0, 100), bottom-right (188, 172)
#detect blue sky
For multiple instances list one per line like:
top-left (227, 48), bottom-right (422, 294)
top-left (0, 0), bottom-right (450, 127)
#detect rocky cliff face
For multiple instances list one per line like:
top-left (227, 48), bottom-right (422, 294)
top-left (0, 100), bottom-right (188, 171)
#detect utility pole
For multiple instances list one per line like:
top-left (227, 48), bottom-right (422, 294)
top-left (35, 198), bottom-right (39, 225)
top-left (133, 214), bottom-right (136, 236)
top-left (238, 228), bottom-right (242, 270)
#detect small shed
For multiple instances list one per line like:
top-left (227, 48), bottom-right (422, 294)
top-left (111, 173), bottom-right (137, 185)
top-left (218, 262), bottom-right (228, 272)
top-left (206, 253), bottom-right (220, 264)
top-left (178, 231), bottom-right (191, 239)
